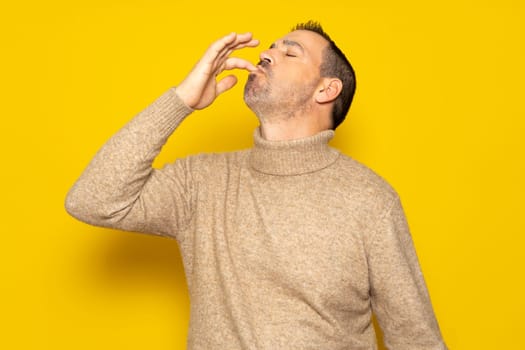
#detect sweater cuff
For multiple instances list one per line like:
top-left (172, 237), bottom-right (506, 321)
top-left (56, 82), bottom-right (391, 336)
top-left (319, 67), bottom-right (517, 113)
top-left (170, 86), bottom-right (195, 113)
top-left (146, 86), bottom-right (194, 138)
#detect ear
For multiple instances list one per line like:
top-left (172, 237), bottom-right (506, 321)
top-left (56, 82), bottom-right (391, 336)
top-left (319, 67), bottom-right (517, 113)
top-left (315, 78), bottom-right (343, 104)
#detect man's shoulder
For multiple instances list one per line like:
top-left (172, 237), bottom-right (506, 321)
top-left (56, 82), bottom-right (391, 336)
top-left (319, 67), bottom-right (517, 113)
top-left (185, 148), bottom-right (250, 164)
top-left (172, 149), bottom-right (250, 175)
top-left (331, 152), bottom-right (399, 207)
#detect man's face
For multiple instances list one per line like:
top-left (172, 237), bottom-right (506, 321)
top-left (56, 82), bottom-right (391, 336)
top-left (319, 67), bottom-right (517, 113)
top-left (244, 30), bottom-right (329, 120)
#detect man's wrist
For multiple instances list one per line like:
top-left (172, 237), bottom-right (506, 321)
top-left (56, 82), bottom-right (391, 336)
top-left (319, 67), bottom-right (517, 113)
top-left (173, 86), bottom-right (195, 113)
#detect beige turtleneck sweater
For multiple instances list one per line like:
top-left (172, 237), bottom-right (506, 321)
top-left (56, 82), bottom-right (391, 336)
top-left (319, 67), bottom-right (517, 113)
top-left (65, 87), bottom-right (447, 350)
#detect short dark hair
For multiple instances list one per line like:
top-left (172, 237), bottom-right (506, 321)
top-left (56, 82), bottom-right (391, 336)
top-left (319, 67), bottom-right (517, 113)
top-left (291, 21), bottom-right (356, 130)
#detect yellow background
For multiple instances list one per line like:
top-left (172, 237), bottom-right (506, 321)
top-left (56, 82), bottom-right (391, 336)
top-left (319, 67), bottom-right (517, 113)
top-left (1, 0), bottom-right (524, 349)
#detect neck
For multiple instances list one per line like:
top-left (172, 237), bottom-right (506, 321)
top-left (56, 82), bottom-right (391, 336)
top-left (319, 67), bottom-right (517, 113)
top-left (258, 113), bottom-right (331, 141)
top-left (249, 127), bottom-right (339, 176)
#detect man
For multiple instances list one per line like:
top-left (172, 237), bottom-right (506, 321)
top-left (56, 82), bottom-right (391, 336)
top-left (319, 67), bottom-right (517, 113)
top-left (66, 21), bottom-right (447, 349)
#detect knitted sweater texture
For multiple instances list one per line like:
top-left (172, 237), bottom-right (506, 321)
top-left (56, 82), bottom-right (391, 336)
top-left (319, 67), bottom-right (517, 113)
top-left (65, 87), bottom-right (447, 350)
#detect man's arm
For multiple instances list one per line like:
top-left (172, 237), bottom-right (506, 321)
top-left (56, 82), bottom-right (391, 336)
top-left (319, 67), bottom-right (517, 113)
top-left (368, 195), bottom-right (447, 350)
top-left (65, 32), bottom-right (258, 241)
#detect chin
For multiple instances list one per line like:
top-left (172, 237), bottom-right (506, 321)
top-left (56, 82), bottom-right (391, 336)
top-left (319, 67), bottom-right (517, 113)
top-left (243, 78), bottom-right (259, 102)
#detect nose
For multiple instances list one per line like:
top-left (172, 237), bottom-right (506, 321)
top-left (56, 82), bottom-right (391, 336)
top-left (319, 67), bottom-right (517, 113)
top-left (259, 51), bottom-right (273, 65)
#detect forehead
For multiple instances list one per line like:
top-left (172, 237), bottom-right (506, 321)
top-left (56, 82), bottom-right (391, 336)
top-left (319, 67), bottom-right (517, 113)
top-left (277, 30), bottom-right (329, 60)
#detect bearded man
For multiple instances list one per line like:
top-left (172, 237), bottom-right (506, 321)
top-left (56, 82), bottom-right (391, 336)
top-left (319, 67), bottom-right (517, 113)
top-left (66, 21), bottom-right (447, 350)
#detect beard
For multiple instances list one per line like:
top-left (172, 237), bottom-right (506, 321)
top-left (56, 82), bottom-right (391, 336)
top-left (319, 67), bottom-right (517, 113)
top-left (243, 65), bottom-right (319, 123)
top-left (243, 73), bottom-right (274, 118)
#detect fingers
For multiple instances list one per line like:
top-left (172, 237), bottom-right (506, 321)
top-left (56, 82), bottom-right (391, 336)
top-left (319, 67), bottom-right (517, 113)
top-left (206, 32), bottom-right (259, 63)
top-left (222, 57), bottom-right (257, 72)
top-left (177, 32), bottom-right (259, 109)
top-left (218, 36), bottom-right (259, 60)
top-left (231, 33), bottom-right (259, 49)
top-left (215, 57), bottom-right (256, 97)
top-left (203, 58), bottom-right (254, 99)
top-left (229, 32), bottom-right (259, 47)
top-left (207, 33), bottom-right (259, 76)
top-left (216, 75), bottom-right (238, 95)
top-left (217, 32), bottom-right (259, 52)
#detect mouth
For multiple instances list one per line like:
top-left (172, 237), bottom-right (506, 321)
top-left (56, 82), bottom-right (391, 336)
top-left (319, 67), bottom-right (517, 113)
top-left (255, 60), bottom-right (270, 74)
top-left (248, 65), bottom-right (265, 78)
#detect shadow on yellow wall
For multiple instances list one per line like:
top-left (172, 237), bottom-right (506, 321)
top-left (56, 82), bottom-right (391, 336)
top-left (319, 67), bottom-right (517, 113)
top-left (88, 232), bottom-right (187, 292)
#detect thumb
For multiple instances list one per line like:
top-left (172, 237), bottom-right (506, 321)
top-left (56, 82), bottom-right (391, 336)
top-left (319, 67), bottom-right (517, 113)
top-left (216, 75), bottom-right (238, 95)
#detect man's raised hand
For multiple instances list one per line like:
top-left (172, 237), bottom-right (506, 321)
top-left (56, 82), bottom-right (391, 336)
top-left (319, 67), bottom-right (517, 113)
top-left (176, 32), bottom-right (259, 110)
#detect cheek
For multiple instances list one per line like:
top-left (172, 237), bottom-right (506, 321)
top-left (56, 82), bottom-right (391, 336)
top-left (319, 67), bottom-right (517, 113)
top-left (288, 62), bottom-right (318, 80)
top-left (281, 67), bottom-right (312, 85)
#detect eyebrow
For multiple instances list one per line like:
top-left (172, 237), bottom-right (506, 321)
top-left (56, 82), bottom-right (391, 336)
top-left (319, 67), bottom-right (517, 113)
top-left (269, 39), bottom-right (305, 53)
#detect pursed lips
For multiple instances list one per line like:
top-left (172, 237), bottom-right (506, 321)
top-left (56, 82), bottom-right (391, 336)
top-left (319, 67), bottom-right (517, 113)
top-left (256, 60), bottom-right (270, 74)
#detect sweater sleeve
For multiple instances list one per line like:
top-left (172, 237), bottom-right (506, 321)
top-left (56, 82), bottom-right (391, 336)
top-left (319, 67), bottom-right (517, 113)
top-left (65, 87), bottom-right (195, 242)
top-left (367, 195), bottom-right (447, 350)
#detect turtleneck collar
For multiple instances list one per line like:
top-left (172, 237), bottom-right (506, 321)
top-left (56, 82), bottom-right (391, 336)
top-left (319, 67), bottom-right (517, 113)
top-left (248, 127), bottom-right (340, 176)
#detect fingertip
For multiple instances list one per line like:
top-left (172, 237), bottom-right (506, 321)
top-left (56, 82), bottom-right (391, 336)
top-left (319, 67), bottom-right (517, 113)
top-left (217, 74), bottom-right (238, 95)
top-left (224, 32), bottom-right (236, 42)
top-left (240, 32), bottom-right (256, 41)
